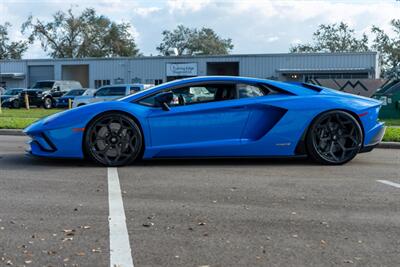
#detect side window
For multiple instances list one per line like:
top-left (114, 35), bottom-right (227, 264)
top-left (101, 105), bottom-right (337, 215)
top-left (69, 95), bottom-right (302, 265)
top-left (130, 86), bottom-right (141, 94)
top-left (137, 83), bottom-right (236, 107)
top-left (95, 87), bottom-right (108, 96)
top-left (169, 84), bottom-right (236, 106)
top-left (108, 87), bottom-right (126, 96)
top-left (237, 84), bottom-right (265, 99)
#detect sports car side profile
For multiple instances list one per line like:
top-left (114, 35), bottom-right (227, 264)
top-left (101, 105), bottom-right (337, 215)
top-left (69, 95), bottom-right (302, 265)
top-left (24, 76), bottom-right (386, 166)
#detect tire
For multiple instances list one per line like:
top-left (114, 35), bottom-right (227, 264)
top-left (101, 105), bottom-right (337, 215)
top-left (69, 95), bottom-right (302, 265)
top-left (44, 97), bottom-right (53, 109)
top-left (84, 113), bottom-right (143, 166)
top-left (11, 100), bottom-right (20, 109)
top-left (306, 110), bottom-right (363, 165)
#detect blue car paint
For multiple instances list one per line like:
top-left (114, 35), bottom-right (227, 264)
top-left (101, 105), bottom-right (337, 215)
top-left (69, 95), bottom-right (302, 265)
top-left (24, 76), bottom-right (384, 160)
top-left (55, 96), bottom-right (75, 108)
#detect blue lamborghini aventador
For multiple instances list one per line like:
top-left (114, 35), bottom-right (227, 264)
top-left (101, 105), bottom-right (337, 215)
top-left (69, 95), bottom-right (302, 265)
top-left (24, 76), bottom-right (386, 166)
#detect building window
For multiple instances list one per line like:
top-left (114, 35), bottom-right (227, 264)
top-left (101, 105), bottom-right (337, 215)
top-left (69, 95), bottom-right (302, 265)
top-left (132, 77), bottom-right (142, 83)
top-left (94, 79), bottom-right (111, 88)
top-left (144, 79), bottom-right (163, 85)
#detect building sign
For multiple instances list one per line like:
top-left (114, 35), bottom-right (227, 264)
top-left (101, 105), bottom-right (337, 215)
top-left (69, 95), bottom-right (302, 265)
top-left (166, 63), bottom-right (197, 76)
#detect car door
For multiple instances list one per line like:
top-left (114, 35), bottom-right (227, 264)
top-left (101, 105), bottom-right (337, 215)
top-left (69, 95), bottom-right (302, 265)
top-left (145, 83), bottom-right (251, 156)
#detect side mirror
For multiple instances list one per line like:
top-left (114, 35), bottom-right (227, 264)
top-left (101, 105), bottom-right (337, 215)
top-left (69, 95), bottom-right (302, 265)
top-left (155, 91), bottom-right (173, 111)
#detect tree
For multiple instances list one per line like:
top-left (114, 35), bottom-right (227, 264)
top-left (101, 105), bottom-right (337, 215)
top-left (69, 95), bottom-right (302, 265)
top-left (157, 25), bottom-right (233, 56)
top-left (371, 19), bottom-right (400, 79)
top-left (0, 22), bottom-right (28, 59)
top-left (290, 22), bottom-right (369, 53)
top-left (22, 8), bottom-right (140, 58)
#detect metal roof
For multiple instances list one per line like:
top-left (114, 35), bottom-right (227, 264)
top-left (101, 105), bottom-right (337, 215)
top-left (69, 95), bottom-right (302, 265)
top-left (276, 68), bottom-right (372, 73)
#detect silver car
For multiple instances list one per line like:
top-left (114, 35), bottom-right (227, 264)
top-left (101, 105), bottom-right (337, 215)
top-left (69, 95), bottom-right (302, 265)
top-left (72, 84), bottom-right (152, 108)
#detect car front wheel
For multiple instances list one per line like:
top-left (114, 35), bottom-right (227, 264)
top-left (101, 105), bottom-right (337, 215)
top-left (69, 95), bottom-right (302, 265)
top-left (84, 113), bottom-right (143, 166)
top-left (306, 110), bottom-right (363, 165)
top-left (44, 97), bottom-right (53, 109)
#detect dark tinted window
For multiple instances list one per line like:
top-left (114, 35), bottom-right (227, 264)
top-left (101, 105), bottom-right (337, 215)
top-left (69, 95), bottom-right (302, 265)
top-left (130, 86), bottom-right (141, 94)
top-left (138, 83), bottom-right (236, 106)
top-left (237, 84), bottom-right (265, 98)
top-left (4, 89), bottom-right (22, 95)
top-left (32, 81), bottom-right (54, 89)
top-left (109, 87), bottom-right (126, 96)
top-left (96, 86), bottom-right (126, 96)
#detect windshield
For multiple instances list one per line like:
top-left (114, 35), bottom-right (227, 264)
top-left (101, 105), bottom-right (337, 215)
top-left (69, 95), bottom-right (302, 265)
top-left (82, 89), bottom-right (96, 96)
top-left (3, 89), bottom-right (21, 95)
top-left (64, 89), bottom-right (85, 96)
top-left (32, 81), bottom-right (54, 90)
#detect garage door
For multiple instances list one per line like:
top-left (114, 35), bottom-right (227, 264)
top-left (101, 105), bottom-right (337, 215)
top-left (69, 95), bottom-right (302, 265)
top-left (28, 65), bottom-right (54, 88)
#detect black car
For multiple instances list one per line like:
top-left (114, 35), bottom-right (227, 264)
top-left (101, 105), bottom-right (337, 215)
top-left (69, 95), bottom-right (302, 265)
top-left (19, 80), bottom-right (82, 109)
top-left (1, 88), bottom-right (24, 108)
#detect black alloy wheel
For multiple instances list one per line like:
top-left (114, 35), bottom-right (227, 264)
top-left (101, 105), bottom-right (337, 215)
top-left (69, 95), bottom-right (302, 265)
top-left (84, 113), bottom-right (142, 166)
top-left (44, 97), bottom-right (53, 109)
top-left (306, 110), bottom-right (363, 165)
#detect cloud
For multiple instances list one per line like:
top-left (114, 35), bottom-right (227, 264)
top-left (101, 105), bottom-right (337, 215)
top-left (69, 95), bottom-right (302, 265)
top-left (267, 36), bottom-right (279, 43)
top-left (133, 7), bottom-right (162, 17)
top-left (166, 0), bottom-right (212, 13)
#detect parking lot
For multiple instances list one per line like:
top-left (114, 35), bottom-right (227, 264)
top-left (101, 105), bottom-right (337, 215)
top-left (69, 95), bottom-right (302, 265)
top-left (0, 135), bottom-right (399, 267)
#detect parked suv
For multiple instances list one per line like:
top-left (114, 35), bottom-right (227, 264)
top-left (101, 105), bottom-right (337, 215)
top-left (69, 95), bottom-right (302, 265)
top-left (20, 80), bottom-right (82, 109)
top-left (72, 84), bottom-right (152, 108)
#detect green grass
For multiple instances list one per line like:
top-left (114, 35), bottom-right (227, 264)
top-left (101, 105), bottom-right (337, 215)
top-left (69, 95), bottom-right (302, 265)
top-left (1, 108), bottom-right (400, 142)
top-left (383, 127), bottom-right (400, 142)
top-left (0, 108), bottom-right (63, 129)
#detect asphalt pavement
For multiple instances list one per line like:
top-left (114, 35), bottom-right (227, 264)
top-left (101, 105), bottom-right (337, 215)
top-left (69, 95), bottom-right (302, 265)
top-left (0, 135), bottom-right (399, 267)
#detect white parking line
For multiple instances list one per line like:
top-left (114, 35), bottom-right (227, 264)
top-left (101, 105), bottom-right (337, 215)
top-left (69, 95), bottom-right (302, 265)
top-left (377, 180), bottom-right (400, 189)
top-left (108, 167), bottom-right (134, 267)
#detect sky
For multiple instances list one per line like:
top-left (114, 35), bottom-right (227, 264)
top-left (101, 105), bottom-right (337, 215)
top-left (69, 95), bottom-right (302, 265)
top-left (1, 0), bottom-right (399, 59)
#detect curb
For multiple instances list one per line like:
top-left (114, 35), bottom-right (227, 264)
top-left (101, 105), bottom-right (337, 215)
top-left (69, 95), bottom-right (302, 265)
top-left (0, 129), bottom-right (25, 136)
top-left (378, 142), bottom-right (400, 149)
top-left (0, 129), bottom-right (400, 149)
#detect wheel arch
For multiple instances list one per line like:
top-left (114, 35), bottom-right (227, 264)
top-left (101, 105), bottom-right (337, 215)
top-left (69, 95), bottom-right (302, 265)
top-left (295, 108), bottom-right (365, 155)
top-left (81, 110), bottom-right (145, 160)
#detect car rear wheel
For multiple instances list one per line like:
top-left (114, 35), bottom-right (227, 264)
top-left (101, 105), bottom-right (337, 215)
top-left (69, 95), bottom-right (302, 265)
top-left (306, 110), bottom-right (363, 165)
top-left (44, 97), bottom-right (53, 109)
top-left (84, 113), bottom-right (143, 166)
